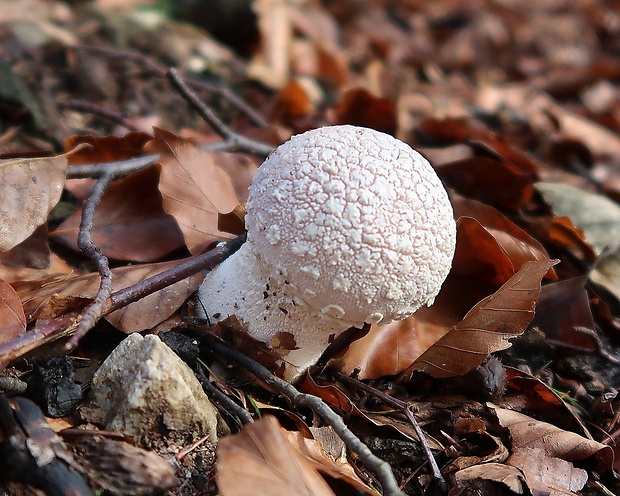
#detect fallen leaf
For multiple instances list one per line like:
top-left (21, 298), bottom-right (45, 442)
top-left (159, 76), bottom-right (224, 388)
top-left (14, 260), bottom-right (203, 333)
top-left (529, 276), bottom-right (595, 349)
top-left (438, 157), bottom-right (534, 211)
top-left (491, 405), bottom-right (613, 470)
top-left (452, 197), bottom-right (556, 282)
top-left (283, 430), bottom-right (375, 495)
top-left (590, 251), bottom-right (620, 302)
top-left (536, 182), bottom-right (620, 254)
top-left (50, 166), bottom-right (186, 262)
top-left (216, 416), bottom-right (336, 496)
top-left (64, 132), bottom-right (153, 165)
top-left (508, 447), bottom-right (587, 496)
top-left (0, 279), bottom-right (26, 344)
top-left (155, 129), bottom-right (255, 254)
top-left (0, 224), bottom-right (50, 269)
top-left (0, 153), bottom-right (68, 251)
top-left (403, 259), bottom-right (557, 379)
top-left (331, 87), bottom-right (396, 135)
top-left (453, 463), bottom-right (526, 495)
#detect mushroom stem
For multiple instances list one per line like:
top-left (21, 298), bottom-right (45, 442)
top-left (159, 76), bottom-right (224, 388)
top-left (198, 242), bottom-right (354, 380)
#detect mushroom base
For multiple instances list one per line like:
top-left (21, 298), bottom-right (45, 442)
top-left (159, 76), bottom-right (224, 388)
top-left (197, 242), bottom-right (355, 380)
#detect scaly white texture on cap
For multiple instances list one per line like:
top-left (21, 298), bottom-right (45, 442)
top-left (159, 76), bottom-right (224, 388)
top-left (198, 125), bottom-right (456, 379)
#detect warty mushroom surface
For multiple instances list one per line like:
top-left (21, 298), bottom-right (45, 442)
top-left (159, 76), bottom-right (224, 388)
top-left (197, 125), bottom-right (456, 380)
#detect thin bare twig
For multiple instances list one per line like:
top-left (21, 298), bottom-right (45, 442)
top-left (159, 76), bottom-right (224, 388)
top-left (0, 235), bottom-right (246, 369)
top-left (58, 99), bottom-right (142, 132)
top-left (69, 170), bottom-right (116, 348)
top-left (167, 68), bottom-right (274, 157)
top-left (335, 372), bottom-right (447, 491)
top-left (66, 154), bottom-right (159, 179)
top-left (204, 337), bottom-right (406, 496)
top-left (72, 45), bottom-right (268, 128)
top-left (196, 364), bottom-right (254, 427)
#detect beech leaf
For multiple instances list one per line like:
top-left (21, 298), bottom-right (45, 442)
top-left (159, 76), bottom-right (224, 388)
top-left (14, 260), bottom-right (203, 333)
top-left (155, 129), bottom-right (256, 254)
top-left (403, 259), bottom-right (558, 379)
top-left (51, 166), bottom-right (185, 262)
top-left (216, 416), bottom-right (336, 496)
top-left (0, 279), bottom-right (26, 344)
top-left (0, 154), bottom-right (68, 251)
top-left (491, 406), bottom-right (613, 470)
top-left (536, 182), bottom-right (620, 254)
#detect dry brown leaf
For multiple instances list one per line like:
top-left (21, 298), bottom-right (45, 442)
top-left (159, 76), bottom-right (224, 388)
top-left (331, 87), bottom-right (397, 135)
top-left (247, 0), bottom-right (292, 89)
top-left (476, 83), bottom-right (620, 160)
top-left (14, 260), bottom-right (202, 333)
top-left (155, 129), bottom-right (255, 254)
top-left (0, 153), bottom-right (68, 251)
top-left (50, 166), bottom-right (186, 262)
top-left (0, 279), bottom-right (26, 344)
top-left (216, 415), bottom-right (336, 496)
top-left (453, 197), bottom-right (555, 283)
top-left (64, 132), bottom-right (153, 166)
top-left (0, 252), bottom-right (72, 284)
top-left (508, 447), bottom-right (587, 496)
top-left (403, 259), bottom-right (557, 379)
top-left (453, 463), bottom-right (526, 495)
top-left (452, 216), bottom-right (518, 286)
top-left (491, 406), bottom-right (613, 469)
top-left (0, 224), bottom-right (51, 269)
top-left (283, 430), bottom-right (375, 495)
top-left (438, 157), bottom-right (534, 211)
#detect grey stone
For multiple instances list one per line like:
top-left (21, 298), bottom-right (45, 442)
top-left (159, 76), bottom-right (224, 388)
top-left (82, 333), bottom-right (226, 448)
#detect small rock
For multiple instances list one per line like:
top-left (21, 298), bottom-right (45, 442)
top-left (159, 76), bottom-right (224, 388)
top-left (81, 334), bottom-right (226, 448)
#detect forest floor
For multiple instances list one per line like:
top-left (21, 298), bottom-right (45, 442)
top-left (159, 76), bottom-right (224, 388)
top-left (0, 1), bottom-right (620, 495)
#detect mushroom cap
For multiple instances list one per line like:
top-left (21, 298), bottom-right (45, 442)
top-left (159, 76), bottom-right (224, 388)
top-left (246, 125), bottom-right (456, 326)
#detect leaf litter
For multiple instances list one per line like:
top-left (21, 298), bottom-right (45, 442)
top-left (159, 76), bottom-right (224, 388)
top-left (0, 1), bottom-right (620, 495)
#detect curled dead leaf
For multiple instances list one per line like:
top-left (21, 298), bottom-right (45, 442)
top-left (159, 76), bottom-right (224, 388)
top-left (491, 405), bottom-right (613, 471)
top-left (402, 259), bottom-right (558, 379)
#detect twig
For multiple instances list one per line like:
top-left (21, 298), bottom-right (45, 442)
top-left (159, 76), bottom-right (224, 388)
top-left (167, 68), bottom-right (274, 157)
top-left (204, 337), bottom-right (406, 496)
top-left (69, 170), bottom-right (116, 348)
top-left (573, 326), bottom-right (620, 365)
top-left (66, 154), bottom-right (159, 179)
top-left (107, 235), bottom-right (245, 310)
top-left (58, 99), bottom-right (141, 132)
top-left (71, 45), bottom-right (268, 128)
top-left (64, 136), bottom-right (265, 181)
top-left (335, 372), bottom-right (447, 491)
top-left (0, 235), bottom-right (246, 370)
top-left (196, 364), bottom-right (254, 427)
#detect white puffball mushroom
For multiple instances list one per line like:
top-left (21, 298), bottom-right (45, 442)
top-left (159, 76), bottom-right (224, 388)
top-left (197, 125), bottom-right (456, 380)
